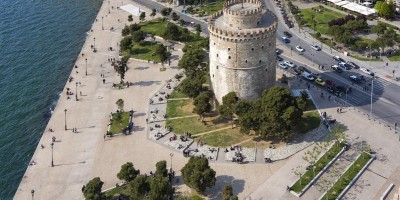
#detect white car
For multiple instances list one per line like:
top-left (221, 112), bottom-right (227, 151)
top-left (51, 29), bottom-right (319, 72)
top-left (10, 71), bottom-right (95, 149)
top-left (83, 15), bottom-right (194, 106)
top-left (284, 61), bottom-right (297, 68)
top-left (303, 72), bottom-right (315, 81)
top-left (278, 62), bottom-right (288, 69)
top-left (296, 46), bottom-right (305, 52)
top-left (311, 44), bottom-right (321, 51)
top-left (360, 67), bottom-right (375, 76)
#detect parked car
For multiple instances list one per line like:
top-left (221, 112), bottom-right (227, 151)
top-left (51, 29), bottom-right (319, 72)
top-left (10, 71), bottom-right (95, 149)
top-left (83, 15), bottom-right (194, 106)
top-left (278, 62), bottom-right (288, 69)
top-left (276, 55), bottom-right (283, 61)
top-left (284, 61), bottom-right (297, 68)
top-left (303, 72), bottom-right (315, 81)
top-left (283, 31), bottom-right (292, 37)
top-left (297, 66), bottom-right (310, 73)
top-left (333, 56), bottom-right (345, 63)
top-left (315, 78), bottom-right (326, 86)
top-left (296, 46), bottom-right (305, 52)
top-left (311, 44), bottom-right (321, 51)
top-left (347, 61), bottom-right (359, 69)
top-left (336, 85), bottom-right (352, 94)
top-left (281, 37), bottom-right (290, 43)
top-left (327, 86), bottom-right (341, 97)
top-left (291, 68), bottom-right (301, 75)
top-left (325, 80), bottom-right (335, 87)
top-left (360, 67), bottom-right (375, 76)
top-left (339, 62), bottom-right (351, 70)
top-left (276, 48), bottom-right (282, 55)
top-left (349, 75), bottom-right (362, 84)
top-left (331, 65), bottom-right (343, 73)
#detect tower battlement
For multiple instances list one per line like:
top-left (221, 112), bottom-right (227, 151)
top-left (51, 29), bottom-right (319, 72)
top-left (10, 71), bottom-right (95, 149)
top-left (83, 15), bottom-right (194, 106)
top-left (223, 0), bottom-right (263, 16)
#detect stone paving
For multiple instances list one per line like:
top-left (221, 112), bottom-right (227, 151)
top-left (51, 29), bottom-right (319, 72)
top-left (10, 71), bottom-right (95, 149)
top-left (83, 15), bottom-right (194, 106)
top-left (187, 144), bottom-right (219, 160)
top-left (225, 147), bottom-right (257, 162)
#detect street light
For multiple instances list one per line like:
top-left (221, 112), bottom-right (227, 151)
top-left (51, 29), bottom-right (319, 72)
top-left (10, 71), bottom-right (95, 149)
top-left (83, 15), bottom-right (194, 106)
top-left (31, 190), bottom-right (34, 200)
top-left (370, 78), bottom-right (374, 119)
top-left (93, 37), bottom-right (96, 53)
top-left (102, 17), bottom-right (104, 30)
top-left (64, 109), bottom-right (67, 130)
top-left (169, 153), bottom-right (174, 173)
top-left (51, 142), bottom-right (54, 167)
top-left (75, 82), bottom-right (78, 101)
top-left (85, 58), bottom-right (88, 76)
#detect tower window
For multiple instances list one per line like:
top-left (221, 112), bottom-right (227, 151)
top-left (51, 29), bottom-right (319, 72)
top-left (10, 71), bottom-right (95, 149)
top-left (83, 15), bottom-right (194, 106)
top-left (228, 48), bottom-right (230, 51)
top-left (269, 43), bottom-right (271, 46)
top-left (257, 21), bottom-right (260, 25)
top-left (228, 56), bottom-right (231, 59)
top-left (213, 74), bottom-right (214, 77)
top-left (217, 54), bottom-right (219, 57)
top-left (262, 46), bottom-right (264, 49)
top-left (259, 60), bottom-right (262, 63)
top-left (216, 66), bottom-right (218, 69)
top-left (252, 48), bottom-right (254, 51)
top-left (214, 42), bottom-right (216, 45)
top-left (245, 60), bottom-right (247, 63)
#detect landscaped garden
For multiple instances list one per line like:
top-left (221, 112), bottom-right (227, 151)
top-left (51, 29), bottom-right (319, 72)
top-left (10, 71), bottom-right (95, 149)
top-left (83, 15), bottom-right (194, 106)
top-left (165, 114), bottom-right (230, 135)
top-left (297, 111), bottom-right (321, 134)
top-left (195, 128), bottom-right (252, 147)
top-left (122, 40), bottom-right (161, 62)
top-left (109, 112), bottom-right (130, 134)
top-left (321, 152), bottom-right (372, 200)
top-left (300, 7), bottom-right (345, 35)
top-left (198, 0), bottom-right (224, 15)
top-left (166, 99), bottom-right (194, 118)
top-left (291, 141), bottom-right (346, 193)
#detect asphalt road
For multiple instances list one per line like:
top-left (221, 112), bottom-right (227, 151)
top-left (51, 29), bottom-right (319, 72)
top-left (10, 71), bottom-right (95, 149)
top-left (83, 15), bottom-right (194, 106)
top-left (133, 0), bottom-right (400, 125)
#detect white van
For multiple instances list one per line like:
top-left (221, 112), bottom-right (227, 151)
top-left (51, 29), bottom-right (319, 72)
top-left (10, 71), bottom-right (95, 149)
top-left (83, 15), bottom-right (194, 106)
top-left (303, 72), bottom-right (315, 81)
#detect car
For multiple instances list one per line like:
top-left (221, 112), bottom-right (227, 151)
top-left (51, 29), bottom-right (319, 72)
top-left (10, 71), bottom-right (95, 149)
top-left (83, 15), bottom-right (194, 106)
top-left (349, 75), bottom-right (362, 84)
top-left (278, 62), bottom-right (288, 69)
top-left (281, 37), bottom-right (290, 43)
top-left (291, 68), bottom-right (301, 75)
top-left (284, 61), bottom-right (297, 68)
top-left (283, 31), bottom-right (292, 37)
top-left (347, 61), bottom-right (359, 69)
top-left (297, 66), bottom-right (310, 73)
top-left (333, 56), bottom-right (345, 63)
top-left (311, 72), bottom-right (321, 78)
top-left (303, 72), bottom-right (315, 81)
top-left (315, 78), bottom-right (326, 86)
top-left (327, 86), bottom-right (342, 97)
top-left (339, 62), bottom-right (351, 70)
top-left (331, 65), bottom-right (343, 73)
top-left (336, 85), bottom-right (352, 94)
top-left (325, 80), bottom-right (335, 87)
top-left (276, 48), bottom-right (282, 55)
top-left (296, 46), bottom-right (305, 52)
top-left (360, 67), bottom-right (375, 76)
top-left (276, 55), bottom-right (283, 61)
top-left (311, 44), bottom-right (321, 51)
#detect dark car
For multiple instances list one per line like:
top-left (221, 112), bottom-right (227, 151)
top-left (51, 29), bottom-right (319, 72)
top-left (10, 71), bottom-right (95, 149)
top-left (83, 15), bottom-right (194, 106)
top-left (327, 86), bottom-right (341, 97)
top-left (331, 65), bottom-right (343, 73)
top-left (347, 61), bottom-right (359, 69)
top-left (291, 68), bottom-right (301, 75)
top-left (297, 66), bottom-right (311, 73)
top-left (325, 80), bottom-right (335, 87)
top-left (336, 85), bottom-right (352, 94)
top-left (283, 31), bottom-right (292, 37)
top-left (276, 55), bottom-right (283, 61)
top-left (339, 62), bottom-right (351, 70)
top-left (349, 75), bottom-right (362, 84)
top-left (333, 56), bottom-right (345, 63)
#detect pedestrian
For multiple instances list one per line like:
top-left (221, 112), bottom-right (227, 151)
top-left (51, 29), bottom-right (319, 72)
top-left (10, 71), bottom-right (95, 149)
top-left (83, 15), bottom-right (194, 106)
top-left (337, 108), bottom-right (339, 113)
top-left (340, 107), bottom-right (342, 113)
top-left (328, 95), bottom-right (331, 101)
top-left (104, 134), bottom-right (106, 140)
top-left (80, 91), bottom-right (82, 96)
top-left (52, 136), bottom-right (56, 142)
top-left (103, 79), bottom-right (105, 84)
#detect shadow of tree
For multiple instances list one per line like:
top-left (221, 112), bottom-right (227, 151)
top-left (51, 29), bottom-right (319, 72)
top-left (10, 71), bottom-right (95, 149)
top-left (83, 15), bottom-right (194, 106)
top-left (205, 175), bottom-right (245, 200)
top-left (134, 66), bottom-right (149, 70)
top-left (132, 80), bottom-right (161, 86)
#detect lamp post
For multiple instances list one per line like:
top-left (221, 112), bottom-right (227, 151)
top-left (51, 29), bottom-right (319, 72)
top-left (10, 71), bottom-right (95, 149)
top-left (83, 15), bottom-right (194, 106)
top-left (51, 142), bottom-right (54, 167)
top-left (169, 153), bottom-right (174, 173)
top-left (370, 78), bottom-right (374, 118)
top-left (102, 17), bottom-right (104, 30)
top-left (85, 58), bottom-right (88, 76)
top-left (31, 190), bottom-right (34, 200)
top-left (64, 109), bottom-right (67, 130)
top-left (93, 37), bottom-right (96, 53)
top-left (75, 82), bottom-right (78, 101)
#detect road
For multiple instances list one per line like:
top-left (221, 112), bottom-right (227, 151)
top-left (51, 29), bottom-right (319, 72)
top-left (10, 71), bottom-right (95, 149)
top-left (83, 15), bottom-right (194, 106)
top-left (133, 0), bottom-right (400, 125)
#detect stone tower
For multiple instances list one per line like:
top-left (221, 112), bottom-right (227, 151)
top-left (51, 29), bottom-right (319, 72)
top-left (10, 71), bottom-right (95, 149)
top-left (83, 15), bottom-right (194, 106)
top-left (208, 0), bottom-right (278, 103)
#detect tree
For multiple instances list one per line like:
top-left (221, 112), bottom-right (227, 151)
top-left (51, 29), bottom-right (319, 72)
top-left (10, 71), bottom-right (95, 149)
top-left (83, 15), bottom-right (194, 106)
top-left (129, 23), bottom-right (141, 33)
top-left (117, 162), bottom-right (140, 182)
top-left (181, 157), bottom-right (216, 193)
top-left (120, 36), bottom-right (132, 51)
top-left (139, 12), bottom-right (146, 21)
top-left (195, 24), bottom-right (202, 35)
top-left (128, 15), bottom-right (133, 22)
top-left (155, 160), bottom-right (168, 178)
top-left (171, 12), bottom-right (180, 21)
top-left (116, 59), bottom-right (127, 82)
top-left (193, 90), bottom-right (213, 121)
top-left (132, 30), bottom-right (145, 43)
top-left (122, 25), bottom-right (130, 36)
top-left (116, 99), bottom-right (124, 112)
top-left (178, 47), bottom-right (206, 75)
top-left (161, 8), bottom-right (172, 17)
top-left (218, 92), bottom-right (238, 127)
top-left (129, 175), bottom-right (150, 199)
top-left (155, 44), bottom-right (169, 65)
top-left (148, 177), bottom-right (174, 200)
top-left (179, 76), bottom-right (204, 98)
top-left (222, 184), bottom-right (238, 200)
top-left (163, 23), bottom-right (181, 40)
top-left (150, 9), bottom-right (156, 17)
top-left (83, 177), bottom-right (104, 200)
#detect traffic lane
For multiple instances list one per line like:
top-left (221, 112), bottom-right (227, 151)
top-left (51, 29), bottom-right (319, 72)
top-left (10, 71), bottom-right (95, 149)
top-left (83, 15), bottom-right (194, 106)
top-left (357, 97), bottom-right (400, 124)
top-left (132, 0), bottom-right (209, 33)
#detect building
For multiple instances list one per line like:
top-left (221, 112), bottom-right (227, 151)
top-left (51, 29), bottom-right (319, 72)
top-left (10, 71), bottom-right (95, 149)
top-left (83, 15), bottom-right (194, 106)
top-left (208, 0), bottom-right (278, 103)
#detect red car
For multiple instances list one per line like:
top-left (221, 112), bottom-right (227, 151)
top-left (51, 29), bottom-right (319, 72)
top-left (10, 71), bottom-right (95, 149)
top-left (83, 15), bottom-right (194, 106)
top-left (325, 80), bottom-right (335, 87)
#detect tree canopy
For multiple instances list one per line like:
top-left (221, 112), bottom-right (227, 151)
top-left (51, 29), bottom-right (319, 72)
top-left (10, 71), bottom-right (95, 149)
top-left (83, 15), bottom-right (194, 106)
top-left (83, 177), bottom-right (104, 200)
top-left (222, 184), bottom-right (238, 200)
top-left (117, 162), bottom-right (140, 182)
top-left (155, 160), bottom-right (168, 178)
top-left (171, 12), bottom-right (180, 21)
top-left (131, 30), bottom-right (145, 43)
top-left (218, 92), bottom-right (238, 119)
top-left (161, 8), bottom-right (172, 17)
top-left (181, 157), bottom-right (216, 193)
top-left (155, 44), bottom-right (169, 64)
top-left (129, 175), bottom-right (150, 199)
top-left (120, 36), bottom-right (132, 51)
top-left (163, 23), bottom-right (181, 41)
top-left (139, 12), bottom-right (146, 21)
top-left (179, 75), bottom-right (205, 98)
top-left (148, 177), bottom-right (174, 200)
top-left (193, 90), bottom-right (213, 120)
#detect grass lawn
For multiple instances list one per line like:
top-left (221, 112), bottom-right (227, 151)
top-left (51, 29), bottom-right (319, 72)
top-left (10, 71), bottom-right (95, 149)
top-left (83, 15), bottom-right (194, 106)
top-left (129, 40), bottom-right (160, 62)
top-left (321, 152), bottom-right (372, 200)
top-left (301, 7), bottom-right (345, 35)
top-left (198, 0), bottom-right (224, 15)
top-left (305, 99), bottom-right (317, 111)
top-left (104, 185), bottom-right (129, 198)
top-left (291, 141), bottom-right (345, 193)
top-left (109, 112), bottom-right (130, 134)
top-left (388, 51), bottom-right (400, 61)
top-left (349, 54), bottom-right (382, 62)
top-left (166, 114), bottom-right (230, 135)
top-left (166, 99), bottom-right (194, 118)
top-left (297, 111), bottom-right (321, 134)
top-left (195, 128), bottom-right (252, 147)
top-left (169, 90), bottom-right (188, 98)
